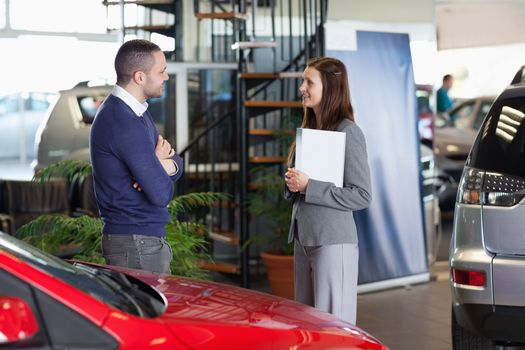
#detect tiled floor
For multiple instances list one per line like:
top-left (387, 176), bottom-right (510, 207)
top-left (353, 215), bottom-right (454, 350)
top-left (357, 263), bottom-right (451, 350)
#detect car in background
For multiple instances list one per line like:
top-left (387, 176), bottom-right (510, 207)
top-left (417, 84), bottom-right (435, 146)
top-left (450, 66), bottom-right (525, 349)
top-left (0, 92), bottom-right (57, 160)
top-left (420, 143), bottom-right (441, 265)
top-left (433, 96), bottom-right (495, 210)
top-left (32, 82), bottom-right (110, 173)
top-left (33, 81), bottom-right (168, 173)
top-left (0, 231), bottom-right (388, 349)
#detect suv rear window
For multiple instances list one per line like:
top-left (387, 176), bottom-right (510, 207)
top-left (470, 97), bottom-right (525, 177)
top-left (78, 95), bottom-right (105, 125)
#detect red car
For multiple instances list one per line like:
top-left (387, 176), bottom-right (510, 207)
top-left (0, 232), bottom-right (388, 349)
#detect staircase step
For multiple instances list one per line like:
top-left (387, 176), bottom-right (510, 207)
top-left (244, 100), bottom-right (303, 108)
top-left (200, 260), bottom-right (240, 274)
top-left (240, 72), bottom-right (279, 80)
top-left (195, 12), bottom-right (248, 20)
top-left (209, 230), bottom-right (240, 245)
top-left (249, 129), bottom-right (294, 136)
top-left (232, 41), bottom-right (278, 50)
top-left (249, 156), bottom-right (287, 164)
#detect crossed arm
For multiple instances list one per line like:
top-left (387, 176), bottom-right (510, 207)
top-left (133, 135), bottom-right (181, 192)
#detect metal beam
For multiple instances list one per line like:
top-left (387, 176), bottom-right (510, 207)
top-left (0, 29), bottom-right (119, 42)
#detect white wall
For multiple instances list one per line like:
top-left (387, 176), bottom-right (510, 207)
top-left (436, 0), bottom-right (525, 50)
top-left (328, 0), bottom-right (435, 22)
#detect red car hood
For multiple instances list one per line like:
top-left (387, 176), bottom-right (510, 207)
top-left (114, 267), bottom-right (386, 349)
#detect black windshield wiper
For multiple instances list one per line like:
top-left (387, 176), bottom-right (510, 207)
top-left (74, 263), bottom-right (144, 317)
top-left (96, 267), bottom-right (166, 317)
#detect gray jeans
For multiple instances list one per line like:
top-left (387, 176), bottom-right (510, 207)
top-left (102, 234), bottom-right (172, 274)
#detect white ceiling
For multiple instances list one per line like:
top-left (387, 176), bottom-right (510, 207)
top-left (436, 1), bottom-right (525, 49)
top-left (328, 0), bottom-right (525, 50)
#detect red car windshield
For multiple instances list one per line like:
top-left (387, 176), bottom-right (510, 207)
top-left (0, 232), bottom-right (165, 317)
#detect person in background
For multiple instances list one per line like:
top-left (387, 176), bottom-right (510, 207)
top-left (437, 74), bottom-right (455, 124)
top-left (284, 57), bottom-right (372, 324)
top-left (90, 39), bottom-right (183, 274)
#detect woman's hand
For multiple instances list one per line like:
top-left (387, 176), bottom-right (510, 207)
top-left (285, 168), bottom-right (309, 193)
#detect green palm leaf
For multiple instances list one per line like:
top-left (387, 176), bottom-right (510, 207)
top-left (19, 160), bottom-right (225, 279)
top-left (33, 160), bottom-right (92, 183)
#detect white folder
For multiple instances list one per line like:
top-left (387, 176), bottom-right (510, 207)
top-left (295, 128), bottom-right (346, 187)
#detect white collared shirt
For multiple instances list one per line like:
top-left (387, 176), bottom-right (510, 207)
top-left (111, 85), bottom-right (148, 117)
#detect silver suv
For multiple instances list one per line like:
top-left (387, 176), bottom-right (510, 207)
top-left (33, 82), bottom-right (110, 172)
top-left (450, 66), bottom-right (525, 349)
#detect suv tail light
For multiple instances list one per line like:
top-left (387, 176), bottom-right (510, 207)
top-left (452, 268), bottom-right (485, 287)
top-left (457, 167), bottom-right (484, 205)
top-left (458, 167), bottom-right (525, 206)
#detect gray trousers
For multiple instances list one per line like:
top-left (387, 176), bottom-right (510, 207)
top-left (294, 239), bottom-right (359, 324)
top-left (102, 234), bottom-right (172, 274)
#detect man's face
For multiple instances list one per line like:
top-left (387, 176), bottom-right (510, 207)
top-left (143, 50), bottom-right (169, 99)
top-left (444, 78), bottom-right (453, 90)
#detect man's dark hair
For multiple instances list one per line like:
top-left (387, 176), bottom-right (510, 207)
top-left (114, 39), bottom-right (161, 85)
top-left (443, 74), bottom-right (453, 82)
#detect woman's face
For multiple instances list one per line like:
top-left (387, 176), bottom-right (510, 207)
top-left (299, 66), bottom-right (323, 112)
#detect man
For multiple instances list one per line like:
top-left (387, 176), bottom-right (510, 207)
top-left (90, 39), bottom-right (183, 274)
top-left (436, 74), bottom-right (455, 123)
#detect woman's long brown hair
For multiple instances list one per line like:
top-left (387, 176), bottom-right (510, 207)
top-left (287, 57), bottom-right (355, 165)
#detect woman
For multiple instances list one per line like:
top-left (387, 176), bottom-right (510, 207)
top-left (284, 57), bottom-right (371, 324)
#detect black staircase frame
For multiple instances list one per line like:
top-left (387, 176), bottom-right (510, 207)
top-left (102, 0), bottom-right (184, 60)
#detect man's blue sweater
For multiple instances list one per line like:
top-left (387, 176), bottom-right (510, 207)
top-left (90, 94), bottom-right (183, 236)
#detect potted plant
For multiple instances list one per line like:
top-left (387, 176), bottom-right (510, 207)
top-left (248, 166), bottom-right (294, 299)
top-left (16, 160), bottom-right (223, 279)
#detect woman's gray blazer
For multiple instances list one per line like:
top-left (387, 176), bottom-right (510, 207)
top-left (286, 119), bottom-right (372, 246)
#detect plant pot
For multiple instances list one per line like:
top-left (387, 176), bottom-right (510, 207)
top-left (260, 251), bottom-right (294, 300)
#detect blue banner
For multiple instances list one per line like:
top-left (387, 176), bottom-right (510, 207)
top-left (329, 31), bottom-right (427, 284)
